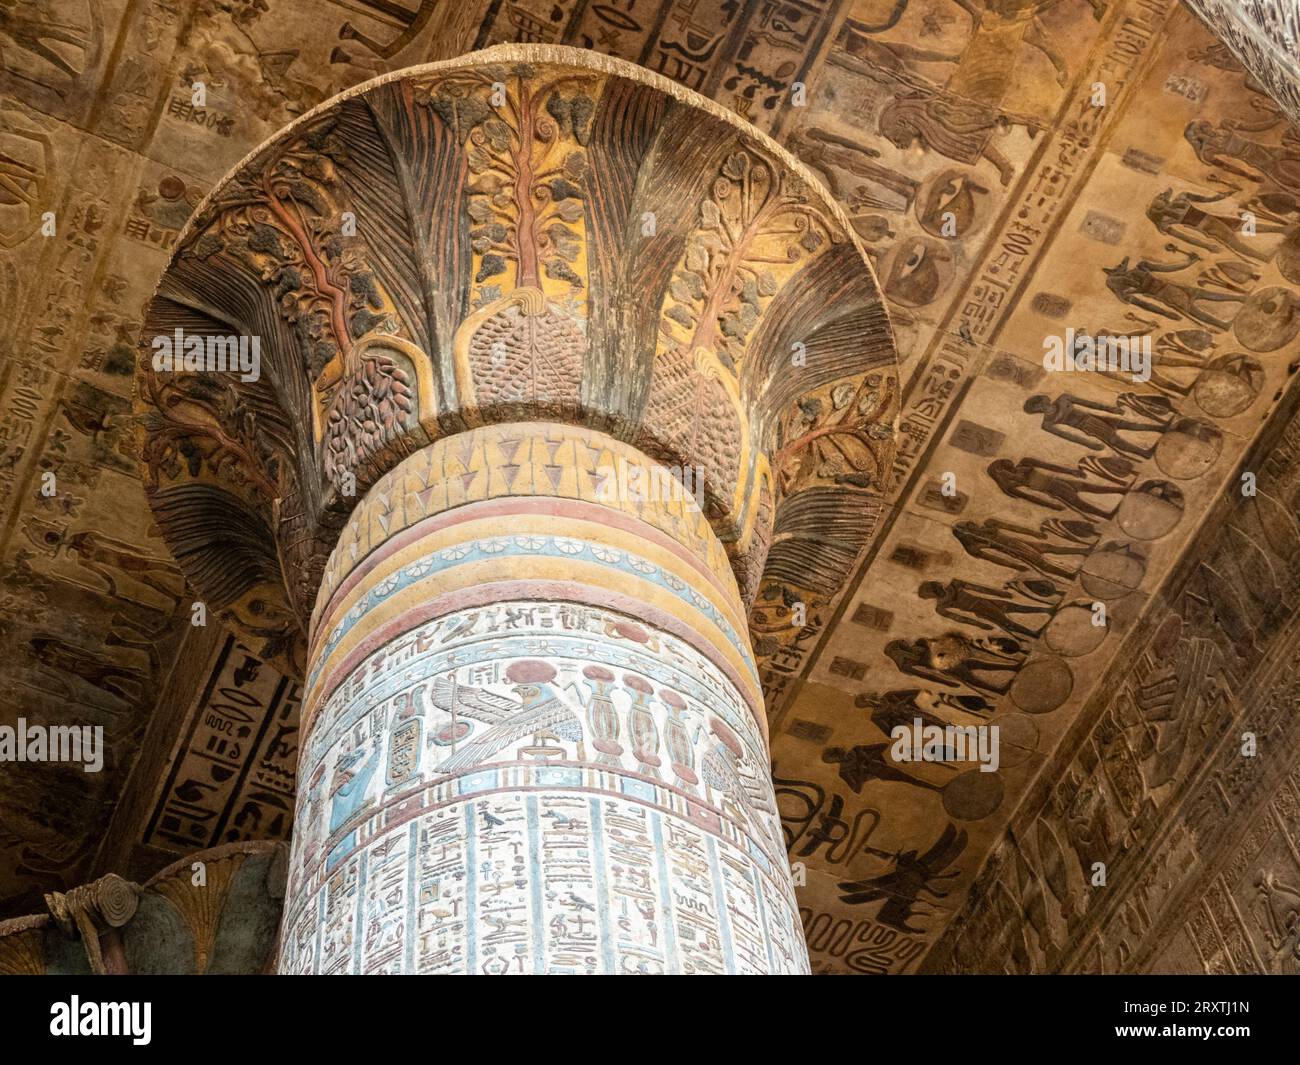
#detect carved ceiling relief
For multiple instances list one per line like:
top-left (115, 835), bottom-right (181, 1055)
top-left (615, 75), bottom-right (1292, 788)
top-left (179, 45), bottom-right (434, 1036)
top-left (0, 0), bottom-right (481, 919)
top-left (761, 2), bottom-right (1300, 973)
top-left (930, 393), bottom-right (1300, 973)
top-left (0, 0), bottom-right (1296, 983)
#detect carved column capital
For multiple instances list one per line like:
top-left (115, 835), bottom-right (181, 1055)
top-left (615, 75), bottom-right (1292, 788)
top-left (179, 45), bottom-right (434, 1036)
top-left (1185, 1), bottom-right (1300, 127)
top-left (135, 45), bottom-right (900, 682)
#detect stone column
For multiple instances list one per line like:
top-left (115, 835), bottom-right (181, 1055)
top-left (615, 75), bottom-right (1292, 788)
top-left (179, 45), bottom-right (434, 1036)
top-left (278, 424), bottom-right (801, 973)
top-left (134, 45), bottom-right (901, 975)
top-left (1184, 2), bottom-right (1300, 128)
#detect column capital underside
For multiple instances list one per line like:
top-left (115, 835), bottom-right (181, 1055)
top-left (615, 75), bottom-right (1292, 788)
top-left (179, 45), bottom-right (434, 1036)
top-left (133, 44), bottom-right (901, 686)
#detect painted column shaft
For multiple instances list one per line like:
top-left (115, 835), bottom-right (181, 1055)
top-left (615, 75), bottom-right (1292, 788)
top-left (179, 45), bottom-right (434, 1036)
top-left (135, 46), bottom-right (899, 976)
top-left (277, 424), bottom-right (808, 974)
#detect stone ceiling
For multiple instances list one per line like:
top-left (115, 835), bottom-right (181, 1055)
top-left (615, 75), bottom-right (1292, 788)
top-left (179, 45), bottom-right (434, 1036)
top-left (1, 0), bottom-right (1298, 974)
